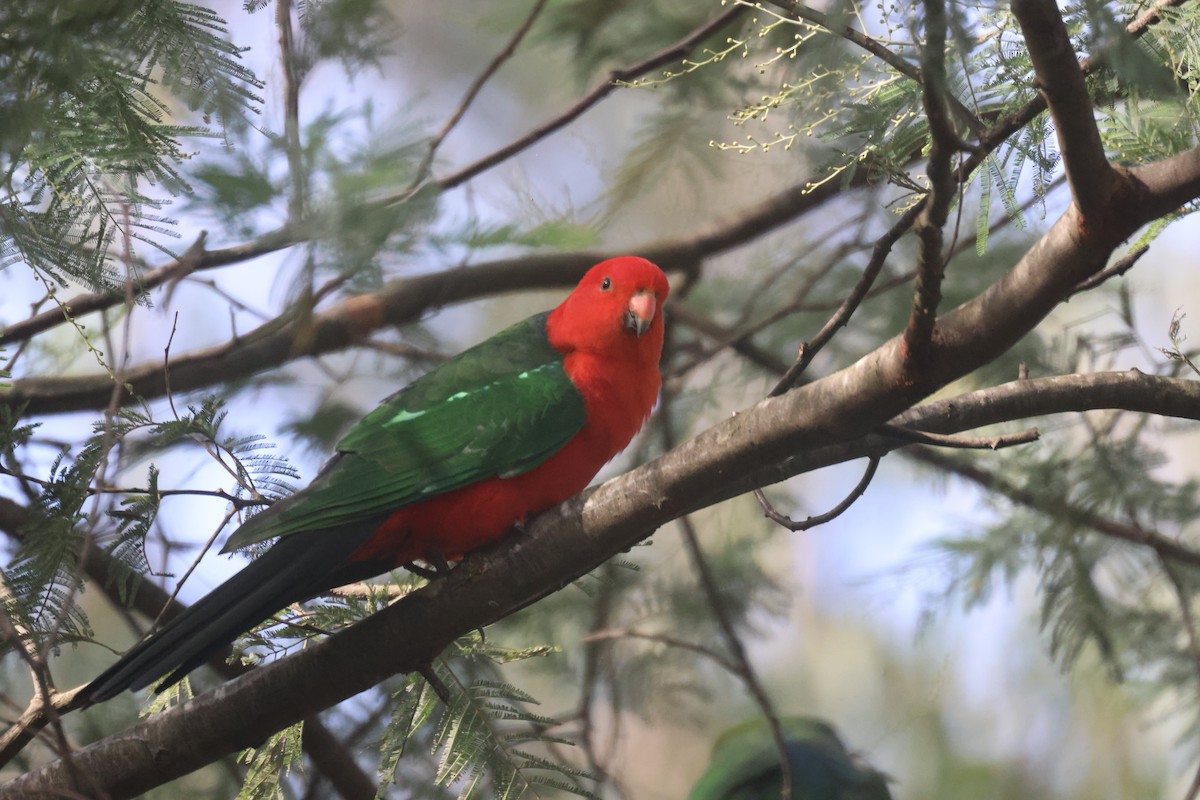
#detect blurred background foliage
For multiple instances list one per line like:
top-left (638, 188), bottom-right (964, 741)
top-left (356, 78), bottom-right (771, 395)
top-left (2, 0), bottom-right (1200, 797)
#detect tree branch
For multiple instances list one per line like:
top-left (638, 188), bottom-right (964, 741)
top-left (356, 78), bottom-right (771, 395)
top-left (9, 119), bottom-right (1200, 794)
top-left (276, 0), bottom-right (306, 221)
top-left (409, 0), bottom-right (550, 188)
top-left (10, 368), bottom-right (1200, 796)
top-left (902, 0), bottom-right (957, 381)
top-left (430, 5), bottom-right (749, 192)
top-left (1, 164), bottom-right (881, 416)
top-left (0, 7), bottom-right (748, 352)
top-left (757, 0), bottom-right (985, 136)
top-left (1011, 0), bottom-right (1114, 225)
top-left (754, 456), bottom-right (880, 532)
top-left (771, 203), bottom-right (923, 396)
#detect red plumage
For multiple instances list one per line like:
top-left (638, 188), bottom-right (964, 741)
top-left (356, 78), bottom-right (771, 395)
top-left (352, 256), bottom-right (670, 566)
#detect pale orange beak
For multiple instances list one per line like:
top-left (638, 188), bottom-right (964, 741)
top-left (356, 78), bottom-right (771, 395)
top-left (625, 290), bottom-right (657, 337)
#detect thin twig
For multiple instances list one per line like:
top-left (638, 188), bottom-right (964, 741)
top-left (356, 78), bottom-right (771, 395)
top-left (876, 424), bottom-right (1040, 450)
top-left (155, 509), bottom-right (238, 629)
top-left (753, 456), bottom-right (880, 531)
top-left (901, 0), bottom-right (957, 382)
top-left (667, 303), bottom-right (791, 377)
top-left (1071, 245), bottom-right (1149, 295)
top-left (756, 0), bottom-right (985, 136)
top-left (659, 395), bottom-right (794, 800)
top-left (0, 466), bottom-right (270, 509)
top-left (0, 231), bottom-right (210, 349)
top-left (771, 203), bottom-right (924, 396)
top-left (577, 562), bottom-right (618, 788)
top-left (667, 239), bottom-right (866, 381)
top-left (410, 0), bottom-right (550, 188)
top-left (907, 446), bottom-right (1200, 567)
top-left (430, 5), bottom-right (748, 193)
top-left (677, 515), bottom-right (793, 800)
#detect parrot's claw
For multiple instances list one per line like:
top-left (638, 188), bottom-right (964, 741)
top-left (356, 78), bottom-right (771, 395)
top-left (406, 550), bottom-right (454, 580)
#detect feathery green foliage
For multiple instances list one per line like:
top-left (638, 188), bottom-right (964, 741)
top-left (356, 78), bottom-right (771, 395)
top-left (935, 422), bottom-right (1200, 729)
top-left (376, 635), bottom-right (598, 800)
top-left (238, 720), bottom-right (306, 800)
top-left (0, 393), bottom-right (298, 660)
top-left (102, 465), bottom-right (159, 605)
top-left (1, 0), bottom-right (264, 292)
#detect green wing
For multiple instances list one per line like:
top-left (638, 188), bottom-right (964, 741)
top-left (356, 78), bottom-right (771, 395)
top-left (224, 312), bottom-right (585, 550)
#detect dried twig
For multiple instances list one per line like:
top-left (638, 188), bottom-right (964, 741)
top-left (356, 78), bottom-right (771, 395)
top-left (753, 456), bottom-right (880, 532)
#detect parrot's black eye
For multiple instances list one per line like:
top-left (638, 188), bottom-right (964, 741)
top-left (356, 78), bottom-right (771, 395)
top-left (600, 277), bottom-right (612, 291)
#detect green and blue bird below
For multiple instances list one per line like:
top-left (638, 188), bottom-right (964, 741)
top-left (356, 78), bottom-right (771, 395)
top-left (690, 717), bottom-right (893, 800)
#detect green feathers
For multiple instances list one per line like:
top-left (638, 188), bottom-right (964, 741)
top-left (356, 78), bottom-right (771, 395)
top-left (690, 717), bottom-right (892, 800)
top-left (223, 313), bottom-right (585, 551)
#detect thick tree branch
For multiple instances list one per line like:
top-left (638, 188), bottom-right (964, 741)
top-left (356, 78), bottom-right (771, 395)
top-left (1011, 0), bottom-right (1114, 224)
top-left (9, 370), bottom-right (1200, 797)
top-left (902, 0), bottom-right (957, 380)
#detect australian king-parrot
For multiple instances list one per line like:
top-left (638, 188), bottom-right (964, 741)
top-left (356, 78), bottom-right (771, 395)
top-left (82, 256), bottom-right (669, 704)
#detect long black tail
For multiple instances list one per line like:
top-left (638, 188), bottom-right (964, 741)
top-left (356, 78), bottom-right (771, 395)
top-left (82, 524), bottom-right (383, 705)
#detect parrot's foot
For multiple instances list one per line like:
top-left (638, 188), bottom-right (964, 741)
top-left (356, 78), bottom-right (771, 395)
top-left (405, 563), bottom-right (441, 580)
top-left (405, 551), bottom-right (454, 580)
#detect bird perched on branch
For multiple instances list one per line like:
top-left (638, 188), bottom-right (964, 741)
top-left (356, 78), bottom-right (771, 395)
top-left (83, 256), bottom-right (669, 704)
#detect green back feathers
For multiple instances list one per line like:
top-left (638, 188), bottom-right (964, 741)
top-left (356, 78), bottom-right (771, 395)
top-left (223, 313), bottom-right (586, 551)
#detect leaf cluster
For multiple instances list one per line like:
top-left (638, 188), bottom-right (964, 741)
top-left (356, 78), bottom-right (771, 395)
top-left (934, 423), bottom-right (1200, 731)
top-left (1, 0), bottom-right (264, 292)
top-left (377, 635), bottom-right (598, 800)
